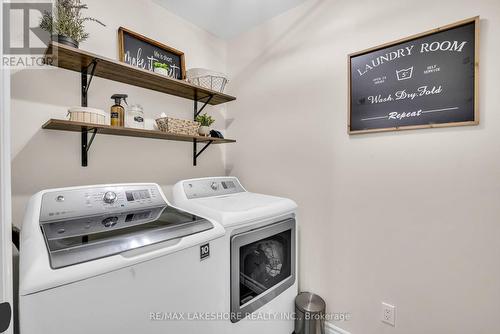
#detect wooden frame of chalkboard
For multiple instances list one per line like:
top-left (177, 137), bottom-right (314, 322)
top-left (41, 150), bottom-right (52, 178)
top-left (118, 27), bottom-right (186, 80)
top-left (348, 16), bottom-right (479, 135)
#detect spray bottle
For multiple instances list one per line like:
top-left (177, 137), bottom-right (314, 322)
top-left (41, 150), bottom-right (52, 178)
top-left (110, 94), bottom-right (128, 127)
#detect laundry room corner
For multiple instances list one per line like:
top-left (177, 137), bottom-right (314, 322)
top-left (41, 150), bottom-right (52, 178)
top-left (3, 0), bottom-right (500, 333)
top-left (9, 0), bottom-right (231, 228)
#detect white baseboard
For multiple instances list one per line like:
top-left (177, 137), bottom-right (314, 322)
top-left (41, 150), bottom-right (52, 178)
top-left (325, 321), bottom-right (351, 334)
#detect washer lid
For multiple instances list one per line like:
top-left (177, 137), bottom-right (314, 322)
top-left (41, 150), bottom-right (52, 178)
top-left (41, 205), bottom-right (213, 269)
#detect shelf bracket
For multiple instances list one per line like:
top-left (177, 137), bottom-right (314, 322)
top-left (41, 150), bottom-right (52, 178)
top-left (81, 59), bottom-right (98, 107)
top-left (80, 59), bottom-right (98, 166)
top-left (192, 95), bottom-right (215, 166)
top-left (193, 139), bottom-right (214, 166)
top-left (81, 128), bottom-right (98, 167)
top-left (194, 94), bottom-right (214, 118)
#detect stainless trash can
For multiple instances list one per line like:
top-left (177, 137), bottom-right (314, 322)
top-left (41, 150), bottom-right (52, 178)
top-left (294, 292), bottom-right (326, 334)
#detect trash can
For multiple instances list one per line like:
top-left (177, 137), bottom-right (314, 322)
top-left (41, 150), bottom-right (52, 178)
top-left (294, 292), bottom-right (326, 334)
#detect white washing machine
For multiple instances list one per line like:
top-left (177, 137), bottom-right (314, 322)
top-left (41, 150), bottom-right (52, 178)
top-left (19, 183), bottom-right (227, 334)
top-left (173, 176), bottom-right (298, 334)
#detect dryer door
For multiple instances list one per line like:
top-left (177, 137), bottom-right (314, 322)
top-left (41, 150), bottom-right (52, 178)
top-left (230, 218), bottom-right (296, 322)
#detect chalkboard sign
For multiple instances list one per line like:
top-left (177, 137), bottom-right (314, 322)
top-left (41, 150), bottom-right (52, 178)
top-left (118, 27), bottom-right (186, 80)
top-left (348, 17), bottom-right (479, 134)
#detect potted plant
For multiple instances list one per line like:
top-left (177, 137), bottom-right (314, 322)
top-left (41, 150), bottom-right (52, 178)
top-left (195, 113), bottom-right (215, 136)
top-left (39, 0), bottom-right (105, 49)
top-left (153, 62), bottom-right (170, 76)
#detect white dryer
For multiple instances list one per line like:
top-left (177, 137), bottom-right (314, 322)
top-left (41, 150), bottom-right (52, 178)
top-left (19, 183), bottom-right (227, 334)
top-left (173, 177), bottom-right (298, 334)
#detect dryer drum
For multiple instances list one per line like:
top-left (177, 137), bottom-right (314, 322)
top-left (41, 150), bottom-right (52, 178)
top-left (239, 232), bottom-right (291, 303)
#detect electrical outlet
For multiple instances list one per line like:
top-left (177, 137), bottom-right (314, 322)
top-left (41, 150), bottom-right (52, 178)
top-left (381, 302), bottom-right (395, 326)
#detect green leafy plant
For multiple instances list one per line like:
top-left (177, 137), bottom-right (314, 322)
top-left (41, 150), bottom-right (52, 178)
top-left (153, 62), bottom-right (170, 70)
top-left (196, 113), bottom-right (215, 127)
top-left (39, 0), bottom-right (105, 43)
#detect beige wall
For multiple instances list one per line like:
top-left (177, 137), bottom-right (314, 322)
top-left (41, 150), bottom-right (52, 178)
top-left (226, 0), bottom-right (500, 333)
top-left (11, 0), bottom-right (229, 226)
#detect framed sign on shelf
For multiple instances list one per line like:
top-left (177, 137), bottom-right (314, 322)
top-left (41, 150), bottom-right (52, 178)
top-left (348, 16), bottom-right (479, 134)
top-left (118, 27), bottom-right (186, 80)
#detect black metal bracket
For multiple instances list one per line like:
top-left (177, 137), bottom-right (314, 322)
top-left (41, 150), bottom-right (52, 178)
top-left (80, 59), bottom-right (98, 166)
top-left (192, 95), bottom-right (215, 166)
top-left (81, 128), bottom-right (98, 167)
top-left (81, 59), bottom-right (98, 107)
top-left (194, 94), bottom-right (214, 118)
top-left (193, 139), bottom-right (214, 166)
top-left (193, 95), bottom-right (214, 166)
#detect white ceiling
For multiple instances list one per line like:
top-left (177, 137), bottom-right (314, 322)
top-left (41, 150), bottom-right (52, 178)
top-left (153, 0), bottom-right (307, 39)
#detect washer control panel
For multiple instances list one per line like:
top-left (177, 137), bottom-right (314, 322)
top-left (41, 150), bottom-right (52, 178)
top-left (183, 177), bottom-right (245, 199)
top-left (40, 184), bottom-right (166, 222)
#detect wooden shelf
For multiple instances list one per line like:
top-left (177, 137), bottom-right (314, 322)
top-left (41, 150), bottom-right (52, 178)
top-left (42, 42), bottom-right (237, 166)
top-left (42, 119), bottom-right (236, 144)
top-left (45, 42), bottom-right (236, 105)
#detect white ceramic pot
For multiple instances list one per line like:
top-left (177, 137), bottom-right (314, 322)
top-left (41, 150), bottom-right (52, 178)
top-left (154, 67), bottom-right (169, 76)
top-left (198, 126), bottom-right (210, 136)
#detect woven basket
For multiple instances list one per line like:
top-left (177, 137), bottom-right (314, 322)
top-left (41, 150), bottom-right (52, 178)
top-left (67, 107), bottom-right (107, 125)
top-left (156, 117), bottom-right (200, 136)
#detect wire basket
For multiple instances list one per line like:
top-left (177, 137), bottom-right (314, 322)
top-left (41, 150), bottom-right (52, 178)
top-left (187, 68), bottom-right (228, 93)
top-left (156, 117), bottom-right (200, 136)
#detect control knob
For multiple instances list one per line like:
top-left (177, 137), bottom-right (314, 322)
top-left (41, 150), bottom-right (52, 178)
top-left (103, 191), bottom-right (117, 204)
top-left (102, 216), bottom-right (118, 228)
top-left (210, 182), bottom-right (219, 191)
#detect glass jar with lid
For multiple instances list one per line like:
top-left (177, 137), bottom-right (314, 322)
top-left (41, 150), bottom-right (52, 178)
top-left (125, 104), bottom-right (145, 129)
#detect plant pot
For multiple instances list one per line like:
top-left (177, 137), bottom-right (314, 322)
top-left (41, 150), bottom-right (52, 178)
top-left (154, 67), bottom-right (169, 76)
top-left (54, 35), bottom-right (79, 48)
top-left (198, 126), bottom-right (210, 137)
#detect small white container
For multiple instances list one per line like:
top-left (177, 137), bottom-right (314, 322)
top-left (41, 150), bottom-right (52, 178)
top-left (67, 107), bottom-right (107, 125)
top-left (126, 104), bottom-right (145, 129)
